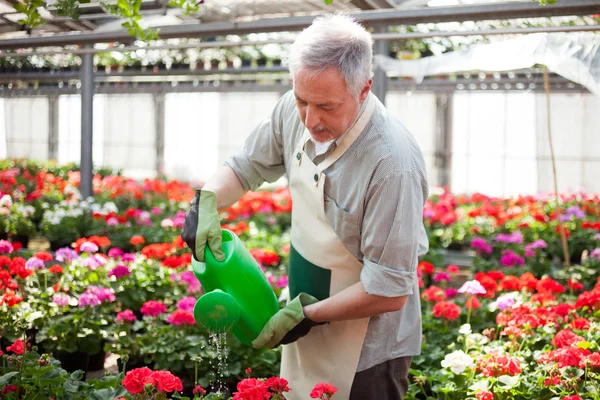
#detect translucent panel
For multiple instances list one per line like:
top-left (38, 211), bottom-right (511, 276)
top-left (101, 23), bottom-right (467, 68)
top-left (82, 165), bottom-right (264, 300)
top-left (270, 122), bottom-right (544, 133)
top-left (103, 94), bottom-right (154, 174)
top-left (4, 97), bottom-right (49, 161)
top-left (582, 162), bottom-right (600, 194)
top-left (537, 160), bottom-right (583, 193)
top-left (164, 93), bottom-right (220, 184)
top-left (505, 92), bottom-right (536, 158)
top-left (218, 92), bottom-right (281, 147)
top-left (58, 94), bottom-right (105, 166)
top-left (0, 99), bottom-right (6, 158)
top-left (386, 92), bottom-right (437, 155)
top-left (582, 95), bottom-right (600, 159)
top-left (503, 159), bottom-right (537, 197)
top-left (535, 93), bottom-right (585, 158)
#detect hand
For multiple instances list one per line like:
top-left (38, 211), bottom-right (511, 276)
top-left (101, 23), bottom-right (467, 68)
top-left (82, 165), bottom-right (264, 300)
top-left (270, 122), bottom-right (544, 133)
top-left (181, 189), bottom-right (225, 262)
top-left (252, 293), bottom-right (326, 349)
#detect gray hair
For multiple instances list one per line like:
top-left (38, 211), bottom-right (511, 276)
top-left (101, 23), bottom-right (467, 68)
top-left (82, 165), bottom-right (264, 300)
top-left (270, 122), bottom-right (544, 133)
top-left (288, 14), bottom-right (373, 97)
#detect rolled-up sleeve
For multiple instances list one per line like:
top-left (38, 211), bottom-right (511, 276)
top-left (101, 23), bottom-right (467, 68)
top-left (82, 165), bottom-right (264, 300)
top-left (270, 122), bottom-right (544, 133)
top-left (224, 93), bottom-right (291, 191)
top-left (360, 171), bottom-right (426, 297)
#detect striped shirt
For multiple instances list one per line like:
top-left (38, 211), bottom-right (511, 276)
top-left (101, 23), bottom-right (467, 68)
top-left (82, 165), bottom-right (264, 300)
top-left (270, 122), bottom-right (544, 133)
top-left (225, 90), bottom-right (429, 371)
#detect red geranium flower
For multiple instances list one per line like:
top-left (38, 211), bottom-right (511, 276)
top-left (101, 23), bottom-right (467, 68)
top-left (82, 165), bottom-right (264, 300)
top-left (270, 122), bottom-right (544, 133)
top-left (310, 382), bottom-right (338, 399)
top-left (433, 301), bottom-right (461, 320)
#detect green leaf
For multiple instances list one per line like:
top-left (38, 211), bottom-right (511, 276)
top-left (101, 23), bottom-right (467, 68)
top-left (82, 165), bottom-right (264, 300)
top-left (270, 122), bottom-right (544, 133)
top-left (497, 375), bottom-right (520, 390)
top-left (70, 370), bottom-right (85, 380)
top-left (64, 380), bottom-right (81, 393)
top-left (0, 372), bottom-right (20, 386)
top-left (324, 0), bottom-right (334, 4)
top-left (91, 388), bottom-right (119, 400)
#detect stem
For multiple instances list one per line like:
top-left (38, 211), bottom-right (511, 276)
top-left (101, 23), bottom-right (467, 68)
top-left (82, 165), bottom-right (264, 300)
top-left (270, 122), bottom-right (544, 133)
top-left (195, 361), bottom-right (198, 386)
top-left (466, 300), bottom-right (472, 325)
top-left (543, 66), bottom-right (570, 268)
top-left (44, 271), bottom-right (47, 292)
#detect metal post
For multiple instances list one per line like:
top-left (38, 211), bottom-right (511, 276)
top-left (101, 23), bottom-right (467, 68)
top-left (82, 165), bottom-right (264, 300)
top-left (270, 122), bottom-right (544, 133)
top-left (154, 92), bottom-right (165, 176)
top-left (434, 93), bottom-right (453, 188)
top-left (372, 25), bottom-right (389, 104)
top-left (48, 95), bottom-right (59, 160)
top-left (80, 44), bottom-right (94, 199)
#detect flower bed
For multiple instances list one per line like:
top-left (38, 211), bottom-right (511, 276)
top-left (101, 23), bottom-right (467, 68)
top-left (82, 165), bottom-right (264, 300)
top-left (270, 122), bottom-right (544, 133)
top-left (1, 159), bottom-right (600, 399)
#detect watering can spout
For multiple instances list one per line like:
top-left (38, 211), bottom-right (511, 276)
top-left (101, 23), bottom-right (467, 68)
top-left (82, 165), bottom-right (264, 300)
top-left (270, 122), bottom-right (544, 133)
top-left (194, 290), bottom-right (241, 334)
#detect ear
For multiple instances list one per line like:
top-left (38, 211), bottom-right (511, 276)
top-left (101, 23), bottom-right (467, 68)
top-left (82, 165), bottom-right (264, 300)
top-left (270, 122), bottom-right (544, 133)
top-left (358, 79), bottom-right (373, 102)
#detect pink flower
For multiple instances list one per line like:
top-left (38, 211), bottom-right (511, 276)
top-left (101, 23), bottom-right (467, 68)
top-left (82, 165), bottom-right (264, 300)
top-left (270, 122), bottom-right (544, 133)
top-left (471, 238), bottom-right (492, 254)
top-left (276, 275), bottom-right (289, 289)
top-left (108, 265), bottom-right (131, 279)
top-left (458, 280), bottom-right (487, 295)
top-left (88, 286), bottom-right (116, 303)
top-left (434, 273), bottom-right (451, 282)
top-left (52, 293), bottom-right (70, 307)
top-left (80, 256), bottom-right (101, 269)
top-left (25, 257), bottom-right (45, 270)
top-left (151, 207), bottom-right (162, 215)
top-left (495, 231), bottom-right (523, 244)
top-left (108, 248), bottom-right (124, 258)
top-left (177, 296), bottom-right (197, 312)
top-left (55, 247), bottom-right (78, 262)
top-left (116, 309), bottom-right (137, 323)
top-left (80, 241), bottom-right (99, 253)
top-left (106, 217), bottom-right (120, 226)
top-left (499, 250), bottom-right (525, 267)
top-left (78, 292), bottom-right (101, 307)
top-left (141, 300), bottom-right (167, 317)
top-left (121, 253), bottom-right (136, 263)
top-left (0, 240), bottom-right (14, 254)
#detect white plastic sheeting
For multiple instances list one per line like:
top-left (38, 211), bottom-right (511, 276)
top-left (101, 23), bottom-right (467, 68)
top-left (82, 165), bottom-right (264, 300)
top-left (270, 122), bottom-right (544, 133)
top-left (375, 32), bottom-right (600, 96)
top-left (0, 90), bottom-right (599, 195)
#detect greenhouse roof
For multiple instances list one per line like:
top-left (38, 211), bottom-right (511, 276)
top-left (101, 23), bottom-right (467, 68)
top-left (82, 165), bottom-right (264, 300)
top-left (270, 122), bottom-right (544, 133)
top-left (0, 0), bottom-right (598, 43)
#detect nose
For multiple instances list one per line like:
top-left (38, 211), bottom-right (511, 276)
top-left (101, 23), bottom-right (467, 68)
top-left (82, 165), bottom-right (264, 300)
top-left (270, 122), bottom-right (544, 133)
top-left (304, 105), bottom-right (322, 129)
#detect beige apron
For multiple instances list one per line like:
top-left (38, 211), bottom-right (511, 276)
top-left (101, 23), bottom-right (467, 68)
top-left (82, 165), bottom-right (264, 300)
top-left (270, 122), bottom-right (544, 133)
top-left (280, 94), bottom-right (376, 400)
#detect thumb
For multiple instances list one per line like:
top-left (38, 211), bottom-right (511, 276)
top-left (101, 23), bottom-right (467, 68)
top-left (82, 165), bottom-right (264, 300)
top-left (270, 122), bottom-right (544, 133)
top-left (208, 221), bottom-right (225, 262)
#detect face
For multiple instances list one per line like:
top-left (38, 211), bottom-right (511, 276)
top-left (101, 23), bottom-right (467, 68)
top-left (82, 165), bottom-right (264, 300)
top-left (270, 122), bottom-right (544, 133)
top-left (293, 67), bottom-right (372, 143)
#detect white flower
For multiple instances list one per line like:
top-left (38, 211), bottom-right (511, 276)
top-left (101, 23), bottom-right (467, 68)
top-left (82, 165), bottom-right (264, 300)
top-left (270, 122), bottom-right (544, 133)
top-left (103, 202), bottom-right (118, 214)
top-left (466, 333), bottom-right (489, 348)
top-left (441, 350), bottom-right (475, 375)
top-left (0, 194), bottom-right (12, 208)
top-left (459, 324), bottom-right (472, 335)
top-left (161, 219), bottom-right (174, 228)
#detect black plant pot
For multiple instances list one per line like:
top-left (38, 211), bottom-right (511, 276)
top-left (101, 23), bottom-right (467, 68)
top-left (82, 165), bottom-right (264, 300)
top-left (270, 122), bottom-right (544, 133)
top-left (55, 350), bottom-right (90, 378)
top-left (116, 355), bottom-right (153, 372)
top-left (240, 59), bottom-right (252, 68)
top-left (256, 57), bottom-right (267, 67)
top-left (87, 349), bottom-right (107, 371)
top-left (11, 235), bottom-right (29, 249)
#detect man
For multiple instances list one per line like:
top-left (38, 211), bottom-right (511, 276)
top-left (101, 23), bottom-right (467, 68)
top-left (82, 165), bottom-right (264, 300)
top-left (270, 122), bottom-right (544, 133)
top-left (182, 13), bottom-right (429, 400)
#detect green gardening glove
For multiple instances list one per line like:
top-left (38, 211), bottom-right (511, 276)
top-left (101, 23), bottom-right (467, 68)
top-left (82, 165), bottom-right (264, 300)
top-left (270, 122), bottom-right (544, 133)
top-left (252, 293), bottom-right (326, 349)
top-left (181, 189), bottom-right (224, 262)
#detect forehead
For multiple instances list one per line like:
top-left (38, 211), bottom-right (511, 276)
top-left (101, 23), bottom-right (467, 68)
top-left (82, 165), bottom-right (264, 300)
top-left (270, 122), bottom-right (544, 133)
top-left (293, 67), bottom-right (349, 103)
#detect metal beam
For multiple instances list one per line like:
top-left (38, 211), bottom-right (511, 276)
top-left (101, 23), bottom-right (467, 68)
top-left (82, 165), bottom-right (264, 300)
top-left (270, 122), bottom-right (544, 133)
top-left (80, 44), bottom-right (94, 199)
top-left (372, 25), bottom-right (388, 104)
top-left (48, 95), bottom-right (59, 160)
top-left (154, 93), bottom-right (165, 175)
top-left (3, 23), bottom-right (598, 58)
top-left (0, 0), bottom-right (598, 49)
top-left (434, 93), bottom-right (452, 187)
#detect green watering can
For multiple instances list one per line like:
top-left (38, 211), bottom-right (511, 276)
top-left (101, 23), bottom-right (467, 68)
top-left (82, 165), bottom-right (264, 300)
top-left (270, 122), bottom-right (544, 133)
top-left (192, 229), bottom-right (280, 345)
